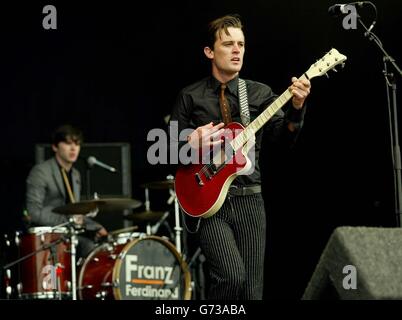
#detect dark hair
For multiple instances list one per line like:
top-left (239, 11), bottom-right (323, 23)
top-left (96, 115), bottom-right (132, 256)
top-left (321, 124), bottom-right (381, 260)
top-left (207, 14), bottom-right (243, 49)
top-left (51, 124), bottom-right (83, 146)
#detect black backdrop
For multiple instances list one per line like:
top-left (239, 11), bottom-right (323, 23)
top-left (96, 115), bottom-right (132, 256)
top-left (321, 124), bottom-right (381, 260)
top-left (0, 0), bottom-right (401, 299)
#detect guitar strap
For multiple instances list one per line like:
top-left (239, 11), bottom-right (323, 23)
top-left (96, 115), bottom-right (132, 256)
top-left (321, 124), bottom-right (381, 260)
top-left (238, 78), bottom-right (250, 127)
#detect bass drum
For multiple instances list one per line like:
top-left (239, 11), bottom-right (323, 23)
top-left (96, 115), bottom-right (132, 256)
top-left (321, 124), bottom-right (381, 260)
top-left (78, 236), bottom-right (191, 300)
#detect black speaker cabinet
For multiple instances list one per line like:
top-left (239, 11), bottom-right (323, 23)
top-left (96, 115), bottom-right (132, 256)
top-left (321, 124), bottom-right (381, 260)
top-left (35, 143), bottom-right (132, 230)
top-left (302, 226), bottom-right (402, 300)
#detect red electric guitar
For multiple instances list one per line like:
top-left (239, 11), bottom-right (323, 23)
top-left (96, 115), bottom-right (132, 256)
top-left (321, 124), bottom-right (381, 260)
top-left (175, 48), bottom-right (347, 218)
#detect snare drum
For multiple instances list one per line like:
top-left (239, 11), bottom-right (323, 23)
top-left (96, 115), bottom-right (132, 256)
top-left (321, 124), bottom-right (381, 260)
top-left (19, 227), bottom-right (71, 299)
top-left (78, 236), bottom-right (191, 300)
top-left (110, 231), bottom-right (145, 245)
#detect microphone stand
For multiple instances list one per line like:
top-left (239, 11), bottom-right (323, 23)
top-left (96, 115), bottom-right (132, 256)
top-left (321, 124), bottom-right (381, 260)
top-left (357, 16), bottom-right (402, 226)
top-left (86, 166), bottom-right (92, 200)
top-left (2, 237), bottom-right (66, 271)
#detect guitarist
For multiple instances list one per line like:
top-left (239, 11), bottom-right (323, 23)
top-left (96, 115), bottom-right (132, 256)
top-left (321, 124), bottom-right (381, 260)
top-left (170, 14), bottom-right (311, 299)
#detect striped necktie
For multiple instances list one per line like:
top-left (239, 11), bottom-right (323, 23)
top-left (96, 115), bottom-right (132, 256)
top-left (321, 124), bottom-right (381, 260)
top-left (61, 167), bottom-right (76, 203)
top-left (219, 83), bottom-right (232, 125)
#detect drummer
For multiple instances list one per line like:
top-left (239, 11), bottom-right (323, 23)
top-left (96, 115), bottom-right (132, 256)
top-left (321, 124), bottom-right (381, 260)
top-left (25, 124), bottom-right (108, 257)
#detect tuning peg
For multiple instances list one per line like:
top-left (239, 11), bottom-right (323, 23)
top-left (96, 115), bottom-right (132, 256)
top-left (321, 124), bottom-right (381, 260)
top-left (325, 73), bottom-right (330, 78)
top-left (332, 68), bottom-right (338, 72)
top-left (341, 63), bottom-right (346, 69)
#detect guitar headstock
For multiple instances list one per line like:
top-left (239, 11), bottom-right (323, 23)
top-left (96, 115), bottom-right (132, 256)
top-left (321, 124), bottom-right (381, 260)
top-left (306, 48), bottom-right (347, 80)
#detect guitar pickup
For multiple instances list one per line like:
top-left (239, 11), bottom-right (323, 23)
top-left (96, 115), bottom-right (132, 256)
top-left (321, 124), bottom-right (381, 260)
top-left (195, 164), bottom-right (218, 186)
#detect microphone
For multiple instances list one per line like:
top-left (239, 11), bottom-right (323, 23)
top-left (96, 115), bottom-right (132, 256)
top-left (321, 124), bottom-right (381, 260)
top-left (87, 156), bottom-right (117, 173)
top-left (328, 2), bottom-right (365, 17)
top-left (365, 20), bottom-right (376, 36)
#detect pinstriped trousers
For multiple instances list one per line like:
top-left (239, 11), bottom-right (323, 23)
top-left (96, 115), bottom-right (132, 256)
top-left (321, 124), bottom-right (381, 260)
top-left (199, 193), bottom-right (266, 300)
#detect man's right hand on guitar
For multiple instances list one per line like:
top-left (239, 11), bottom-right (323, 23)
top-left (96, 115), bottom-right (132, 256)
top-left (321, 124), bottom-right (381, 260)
top-left (187, 122), bottom-right (225, 150)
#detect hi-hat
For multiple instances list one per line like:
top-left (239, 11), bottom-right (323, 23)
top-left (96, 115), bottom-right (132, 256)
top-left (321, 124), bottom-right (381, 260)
top-left (140, 180), bottom-right (175, 190)
top-left (124, 210), bottom-right (167, 224)
top-left (53, 198), bottom-right (142, 215)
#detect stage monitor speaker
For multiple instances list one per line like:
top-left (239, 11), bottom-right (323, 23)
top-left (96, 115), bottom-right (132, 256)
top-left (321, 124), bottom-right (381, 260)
top-left (35, 143), bottom-right (132, 230)
top-left (302, 226), bottom-right (402, 300)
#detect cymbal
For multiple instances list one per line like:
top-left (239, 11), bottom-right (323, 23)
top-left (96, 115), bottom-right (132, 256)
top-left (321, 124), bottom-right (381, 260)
top-left (124, 210), bottom-right (167, 224)
top-left (109, 225), bottom-right (139, 236)
top-left (141, 180), bottom-right (175, 190)
top-left (53, 198), bottom-right (143, 215)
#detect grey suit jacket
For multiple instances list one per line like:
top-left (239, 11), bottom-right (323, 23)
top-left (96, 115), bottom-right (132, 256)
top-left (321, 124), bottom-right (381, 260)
top-left (26, 157), bottom-right (101, 231)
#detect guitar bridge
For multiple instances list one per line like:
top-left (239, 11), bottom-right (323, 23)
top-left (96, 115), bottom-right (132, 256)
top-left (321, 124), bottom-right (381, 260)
top-left (195, 173), bottom-right (204, 186)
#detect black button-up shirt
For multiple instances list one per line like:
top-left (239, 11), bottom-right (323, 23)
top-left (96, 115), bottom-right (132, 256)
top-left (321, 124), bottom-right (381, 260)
top-left (170, 75), bottom-right (306, 186)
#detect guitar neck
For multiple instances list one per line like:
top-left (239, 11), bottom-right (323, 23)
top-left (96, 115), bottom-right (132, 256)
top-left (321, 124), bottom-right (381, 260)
top-left (231, 74), bottom-right (308, 151)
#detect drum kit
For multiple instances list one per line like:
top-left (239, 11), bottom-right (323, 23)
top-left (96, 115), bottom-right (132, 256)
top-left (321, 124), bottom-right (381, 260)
top-left (1, 177), bottom-right (194, 300)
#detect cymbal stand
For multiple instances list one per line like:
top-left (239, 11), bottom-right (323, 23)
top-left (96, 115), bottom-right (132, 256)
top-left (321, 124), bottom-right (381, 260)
top-left (168, 188), bottom-right (183, 255)
top-left (144, 187), bottom-right (152, 235)
top-left (52, 220), bottom-right (80, 300)
top-left (145, 187), bottom-right (150, 211)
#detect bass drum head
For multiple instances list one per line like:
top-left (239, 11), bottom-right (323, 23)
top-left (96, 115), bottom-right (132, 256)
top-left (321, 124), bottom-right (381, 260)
top-left (112, 236), bottom-right (191, 300)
